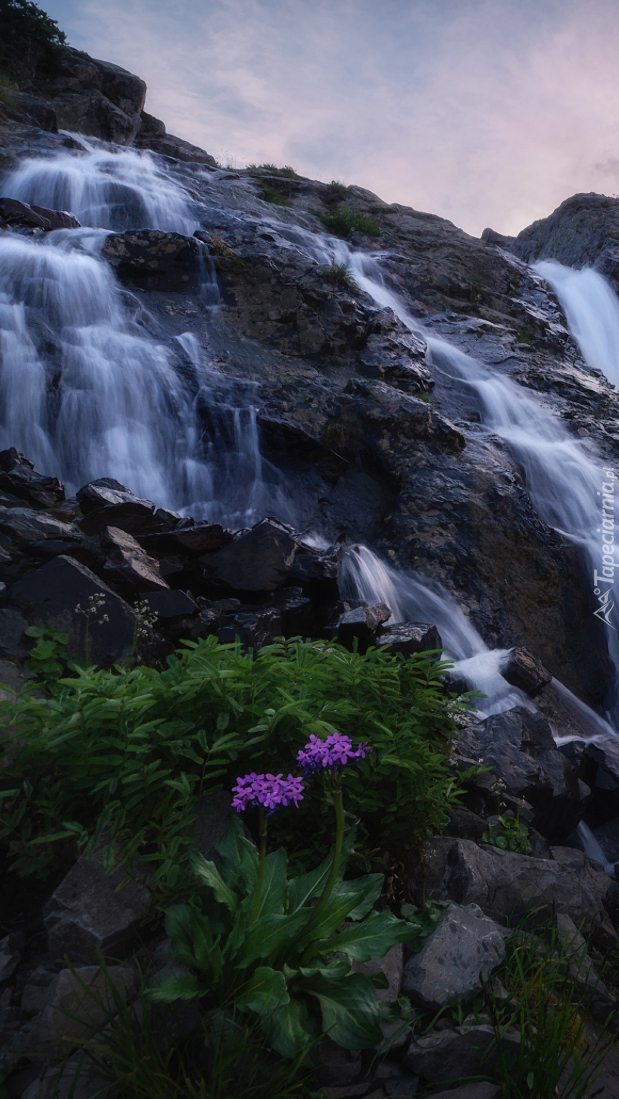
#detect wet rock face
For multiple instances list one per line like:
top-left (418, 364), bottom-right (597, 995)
top-left (32, 47), bottom-right (146, 144)
top-left (101, 230), bottom-right (207, 292)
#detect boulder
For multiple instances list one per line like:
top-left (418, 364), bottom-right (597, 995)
top-left (402, 903), bottom-right (505, 1011)
top-left (0, 449), bottom-right (66, 509)
top-left (101, 230), bottom-right (206, 292)
top-left (404, 1023), bottom-right (520, 1084)
top-left (76, 478), bottom-right (154, 515)
top-left (0, 607), bottom-right (29, 660)
top-left (214, 607), bottom-right (282, 650)
top-left (0, 506), bottom-right (78, 546)
top-left (430, 1085), bottom-right (501, 1099)
top-left (501, 647), bottom-right (552, 697)
top-left (580, 737), bottom-right (619, 824)
top-left (136, 589), bottom-right (198, 619)
top-left (273, 591), bottom-right (316, 637)
top-left (101, 525), bottom-right (169, 592)
top-left (375, 622), bottom-right (442, 658)
top-left (0, 931), bottom-right (24, 982)
top-left (289, 547), bottom-right (340, 600)
top-left (409, 837), bottom-right (609, 931)
top-left (337, 603), bottom-right (391, 652)
top-left (138, 523), bottom-right (233, 557)
top-left (555, 913), bottom-right (618, 1028)
top-left (201, 518), bottom-right (297, 592)
top-left (37, 47), bottom-right (146, 144)
top-left (353, 943), bottom-right (403, 1004)
top-left (457, 707), bottom-right (588, 841)
top-left (44, 846), bottom-right (150, 963)
top-left (10, 555), bottom-right (137, 665)
top-left (30, 965), bottom-right (136, 1054)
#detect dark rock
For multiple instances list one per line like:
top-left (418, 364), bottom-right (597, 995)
top-left (201, 518), bottom-right (297, 592)
top-left (191, 791), bottom-right (234, 860)
top-left (501, 646), bottom-right (552, 697)
top-left (30, 965), bottom-right (137, 1054)
top-left (510, 192), bottom-right (619, 270)
top-left (138, 523), bottom-right (233, 557)
top-left (215, 607), bottom-right (282, 650)
top-left (375, 622), bottom-right (442, 658)
top-left (402, 903), bottom-right (505, 1011)
top-left (555, 913), bottom-right (619, 1029)
top-left (409, 836), bottom-right (610, 931)
top-left (458, 707), bottom-right (588, 841)
top-left (0, 608), bottom-right (29, 660)
top-left (0, 505), bottom-right (77, 546)
top-left (101, 525), bottom-right (169, 592)
top-left (10, 555), bottom-right (137, 665)
top-left (337, 603), bottom-right (392, 652)
top-left (580, 738), bottom-right (619, 824)
top-left (0, 451), bottom-right (65, 509)
top-left (36, 47), bottom-right (146, 145)
top-left (44, 846), bottom-right (150, 963)
top-left (430, 1085), bottom-right (501, 1099)
top-left (404, 1023), bottom-right (519, 1084)
top-left (0, 197), bottom-right (50, 229)
top-left (101, 230), bottom-right (206, 292)
top-left (445, 806), bottom-right (488, 841)
top-left (137, 589), bottom-right (198, 619)
top-left (315, 1039), bottom-right (362, 1088)
top-left (76, 478), bottom-right (154, 515)
top-left (274, 591), bottom-right (316, 637)
top-left (289, 547), bottom-right (340, 601)
top-left (0, 931), bottom-right (24, 983)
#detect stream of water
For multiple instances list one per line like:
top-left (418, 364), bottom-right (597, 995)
top-left (2, 141), bottom-right (619, 723)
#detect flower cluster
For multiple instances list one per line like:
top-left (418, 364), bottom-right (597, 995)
top-left (232, 772), bottom-right (305, 814)
top-left (296, 731), bottom-right (370, 775)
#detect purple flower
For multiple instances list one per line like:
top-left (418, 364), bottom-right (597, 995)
top-left (231, 772), bottom-right (305, 814)
top-left (296, 731), bottom-right (371, 775)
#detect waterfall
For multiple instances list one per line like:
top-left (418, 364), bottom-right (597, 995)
top-left (4, 141), bottom-right (201, 234)
top-left (535, 260), bottom-right (619, 388)
top-left (0, 143), bottom-right (290, 524)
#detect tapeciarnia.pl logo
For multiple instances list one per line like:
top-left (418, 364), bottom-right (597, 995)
top-left (594, 468), bottom-right (617, 630)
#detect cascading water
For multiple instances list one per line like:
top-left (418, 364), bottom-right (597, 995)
top-left (535, 260), bottom-right (619, 388)
top-left (0, 142), bottom-right (292, 525)
top-left (275, 224), bottom-right (619, 722)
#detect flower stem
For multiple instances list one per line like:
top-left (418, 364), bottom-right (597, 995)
top-left (311, 788), bottom-right (344, 922)
top-left (251, 807), bottom-right (268, 921)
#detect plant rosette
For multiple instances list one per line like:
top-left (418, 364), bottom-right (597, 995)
top-left (151, 735), bottom-right (415, 1059)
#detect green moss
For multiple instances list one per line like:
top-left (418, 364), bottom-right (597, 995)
top-left (262, 184), bottom-right (291, 207)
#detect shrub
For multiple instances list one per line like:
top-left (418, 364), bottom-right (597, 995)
top-left (321, 262), bottom-right (355, 288)
top-left (0, 638), bottom-right (466, 891)
top-left (319, 206), bottom-right (380, 239)
top-left (262, 184), bottom-right (291, 207)
top-left (248, 163), bottom-right (301, 179)
top-left (0, 0), bottom-right (66, 82)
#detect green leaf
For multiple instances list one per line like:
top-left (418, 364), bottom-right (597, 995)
top-left (237, 911), bottom-right (308, 969)
top-left (216, 816), bottom-right (259, 896)
top-left (235, 965), bottom-right (289, 1014)
top-left (149, 974), bottom-right (205, 1002)
top-left (321, 911), bottom-right (417, 964)
top-left (190, 851), bottom-right (239, 913)
top-left (303, 972), bottom-right (383, 1049)
top-left (335, 873), bottom-right (383, 920)
top-left (259, 995), bottom-right (317, 1060)
top-left (253, 847), bottom-right (288, 919)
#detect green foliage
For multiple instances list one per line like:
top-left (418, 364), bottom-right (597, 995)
top-left (486, 928), bottom-right (609, 1097)
top-left (249, 163), bottom-right (301, 179)
top-left (0, 0), bottom-right (66, 73)
top-left (482, 812), bottom-right (531, 854)
top-left (325, 181), bottom-right (349, 206)
top-left (399, 900), bottom-right (449, 952)
top-left (262, 184), bottom-right (291, 207)
top-left (321, 262), bottom-right (355, 288)
top-left (319, 206), bottom-right (380, 239)
top-left (60, 960), bottom-right (312, 1099)
top-left (0, 638), bottom-right (464, 888)
top-left (23, 625), bottom-right (70, 687)
top-left (151, 817), bottom-right (415, 1059)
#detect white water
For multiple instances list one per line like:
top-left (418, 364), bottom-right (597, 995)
top-left (535, 260), bottom-right (619, 388)
top-left (0, 145), bottom-right (292, 524)
top-left (3, 141), bottom-right (619, 724)
top-left (5, 141), bottom-right (200, 234)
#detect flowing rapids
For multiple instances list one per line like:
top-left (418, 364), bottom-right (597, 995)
top-left (2, 141), bottom-right (619, 723)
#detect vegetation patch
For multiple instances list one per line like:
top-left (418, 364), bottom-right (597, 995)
top-left (319, 205), bottom-right (381, 239)
top-left (262, 184), bottom-right (292, 207)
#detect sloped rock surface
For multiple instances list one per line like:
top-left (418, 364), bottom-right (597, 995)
top-left (101, 230), bottom-right (207, 291)
top-left (410, 836), bottom-right (610, 930)
top-left (402, 902), bottom-right (505, 1010)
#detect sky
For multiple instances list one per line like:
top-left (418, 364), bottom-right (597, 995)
top-left (40, 0), bottom-right (619, 237)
